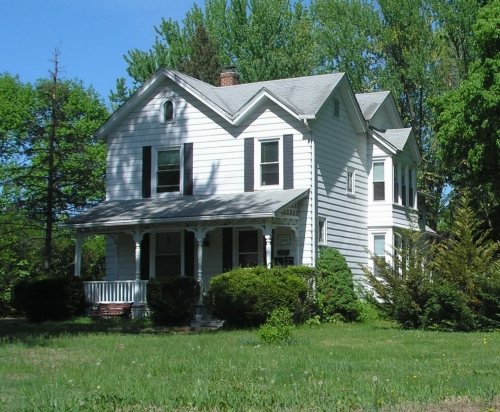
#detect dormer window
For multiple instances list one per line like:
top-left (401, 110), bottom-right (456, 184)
top-left (163, 100), bottom-right (174, 122)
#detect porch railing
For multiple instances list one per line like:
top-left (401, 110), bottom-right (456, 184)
top-left (83, 280), bottom-right (148, 305)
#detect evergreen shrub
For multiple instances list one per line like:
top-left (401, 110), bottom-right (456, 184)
top-left (146, 277), bottom-right (200, 326)
top-left (316, 247), bottom-right (360, 322)
top-left (12, 275), bottom-right (86, 322)
top-left (258, 307), bottom-right (294, 344)
top-left (204, 266), bottom-right (309, 328)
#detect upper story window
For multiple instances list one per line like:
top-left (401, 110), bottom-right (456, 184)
top-left (401, 167), bottom-right (407, 206)
top-left (373, 162), bottom-right (385, 201)
top-left (157, 148), bottom-right (180, 193)
top-left (394, 164), bottom-right (399, 203)
top-left (163, 100), bottom-right (174, 122)
top-left (409, 168), bottom-right (415, 208)
top-left (346, 167), bottom-right (355, 195)
top-left (260, 140), bottom-right (279, 186)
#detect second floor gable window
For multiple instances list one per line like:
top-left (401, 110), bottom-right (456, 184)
top-left (261, 141), bottom-right (279, 186)
top-left (163, 100), bottom-right (174, 122)
top-left (157, 149), bottom-right (180, 193)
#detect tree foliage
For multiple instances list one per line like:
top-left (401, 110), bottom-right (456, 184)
top-left (431, 0), bottom-right (500, 237)
top-left (0, 52), bottom-right (109, 278)
top-left (365, 193), bottom-right (500, 331)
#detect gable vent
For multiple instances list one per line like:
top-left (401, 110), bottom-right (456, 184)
top-left (333, 98), bottom-right (340, 118)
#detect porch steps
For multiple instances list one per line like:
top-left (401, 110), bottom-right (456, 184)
top-left (190, 304), bottom-right (223, 328)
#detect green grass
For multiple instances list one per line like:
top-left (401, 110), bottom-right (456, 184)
top-left (1, 319), bottom-right (500, 411)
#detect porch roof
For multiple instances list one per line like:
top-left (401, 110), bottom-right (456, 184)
top-left (63, 189), bottom-right (309, 229)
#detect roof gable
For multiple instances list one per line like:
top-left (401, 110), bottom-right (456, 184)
top-left (356, 91), bottom-right (403, 128)
top-left (94, 68), bottom-right (366, 140)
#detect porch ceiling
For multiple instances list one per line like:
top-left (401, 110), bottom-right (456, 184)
top-left (63, 189), bottom-right (309, 229)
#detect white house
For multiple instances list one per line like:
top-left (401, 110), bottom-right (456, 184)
top-left (64, 67), bottom-right (425, 313)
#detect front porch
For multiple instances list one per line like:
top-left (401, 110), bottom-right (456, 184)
top-left (83, 279), bottom-right (148, 318)
top-left (65, 190), bottom-right (311, 321)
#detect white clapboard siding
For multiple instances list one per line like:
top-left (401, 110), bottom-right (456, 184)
top-left (313, 93), bottom-right (369, 276)
top-left (106, 79), bottom-right (311, 200)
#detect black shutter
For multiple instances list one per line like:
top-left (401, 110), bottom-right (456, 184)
top-left (222, 228), bottom-right (233, 272)
top-left (283, 134), bottom-right (294, 190)
top-left (184, 230), bottom-right (195, 277)
top-left (244, 138), bottom-right (254, 192)
top-left (183, 143), bottom-right (193, 195)
top-left (142, 146), bottom-right (152, 198)
top-left (140, 233), bottom-right (150, 280)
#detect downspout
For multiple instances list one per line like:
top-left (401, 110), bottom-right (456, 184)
top-left (304, 119), bottom-right (316, 267)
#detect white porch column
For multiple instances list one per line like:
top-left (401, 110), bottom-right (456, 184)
top-left (187, 227), bottom-right (213, 304)
top-left (254, 221), bottom-right (273, 268)
top-left (128, 228), bottom-right (148, 307)
top-left (74, 231), bottom-right (84, 277)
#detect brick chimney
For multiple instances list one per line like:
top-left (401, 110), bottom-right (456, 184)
top-left (220, 66), bottom-right (240, 87)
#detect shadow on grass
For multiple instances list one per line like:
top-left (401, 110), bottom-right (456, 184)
top-left (0, 318), bottom-right (218, 346)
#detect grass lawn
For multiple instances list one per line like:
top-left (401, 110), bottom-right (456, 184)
top-left (1, 318), bottom-right (499, 411)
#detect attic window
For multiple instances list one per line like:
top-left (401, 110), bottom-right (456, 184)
top-left (163, 100), bottom-right (174, 122)
top-left (333, 98), bottom-right (340, 118)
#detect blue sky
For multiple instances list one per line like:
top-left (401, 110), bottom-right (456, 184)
top-left (0, 0), bottom-right (202, 105)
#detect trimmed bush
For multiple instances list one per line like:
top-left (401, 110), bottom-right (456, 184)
top-left (147, 277), bottom-right (200, 327)
top-left (204, 266), bottom-right (309, 328)
top-left (12, 276), bottom-right (86, 322)
top-left (316, 247), bottom-right (360, 322)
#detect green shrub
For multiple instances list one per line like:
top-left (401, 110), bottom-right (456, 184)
top-left (12, 275), bottom-right (86, 322)
top-left (422, 282), bottom-right (477, 331)
top-left (362, 228), bottom-right (432, 329)
top-left (204, 266), bottom-right (309, 328)
top-left (258, 307), bottom-right (294, 344)
top-left (146, 277), bottom-right (200, 327)
top-left (316, 247), bottom-right (360, 322)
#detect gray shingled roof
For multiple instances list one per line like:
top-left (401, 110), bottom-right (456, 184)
top-left (355, 91), bottom-right (390, 121)
top-left (63, 189), bottom-right (309, 228)
top-left (171, 70), bottom-right (345, 119)
top-left (371, 127), bottom-right (412, 151)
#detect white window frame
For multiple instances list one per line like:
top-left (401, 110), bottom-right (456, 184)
top-left (150, 230), bottom-right (185, 278)
top-left (152, 146), bottom-right (183, 196)
top-left (255, 138), bottom-right (283, 189)
top-left (372, 161), bottom-right (386, 201)
top-left (346, 167), bottom-right (355, 196)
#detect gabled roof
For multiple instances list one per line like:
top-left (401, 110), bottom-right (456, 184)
top-left (63, 189), bottom-right (309, 229)
top-left (370, 126), bottom-right (422, 163)
top-left (355, 91), bottom-right (403, 128)
top-left (95, 68), bottom-right (366, 139)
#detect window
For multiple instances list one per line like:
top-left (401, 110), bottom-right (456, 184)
top-left (401, 167), bottom-right (407, 206)
top-left (238, 230), bottom-right (259, 267)
top-left (318, 217), bottom-right (327, 245)
top-left (394, 164), bottom-right (399, 203)
top-left (155, 232), bottom-right (181, 277)
top-left (261, 141), bottom-right (279, 186)
top-left (409, 168), bottom-right (414, 208)
top-left (157, 148), bottom-right (180, 193)
top-left (346, 167), bottom-right (355, 195)
top-left (373, 162), bottom-right (385, 201)
top-left (374, 234), bottom-right (386, 257)
top-left (163, 100), bottom-right (174, 122)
